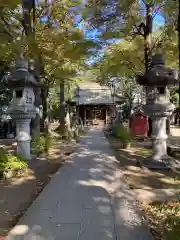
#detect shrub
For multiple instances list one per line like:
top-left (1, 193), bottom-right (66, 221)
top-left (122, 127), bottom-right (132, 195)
top-left (0, 148), bottom-right (27, 178)
top-left (113, 124), bottom-right (133, 147)
top-left (31, 134), bottom-right (52, 154)
top-left (44, 133), bottom-right (52, 153)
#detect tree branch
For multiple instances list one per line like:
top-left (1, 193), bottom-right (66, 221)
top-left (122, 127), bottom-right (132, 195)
top-left (151, 30), bottom-right (168, 50)
top-left (0, 16), bottom-right (14, 39)
top-left (152, 3), bottom-right (165, 19)
top-left (129, 8), bottom-right (144, 37)
top-left (141, 0), bottom-right (148, 7)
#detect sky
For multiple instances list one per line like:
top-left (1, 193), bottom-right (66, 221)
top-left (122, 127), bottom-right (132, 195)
top-left (86, 13), bottom-right (165, 64)
top-left (38, 0), bottom-right (166, 65)
top-left (79, 14), bottom-right (165, 41)
top-left (74, 3), bottom-right (166, 65)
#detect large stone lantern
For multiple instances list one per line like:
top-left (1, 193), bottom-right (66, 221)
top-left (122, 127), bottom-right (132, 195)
top-left (136, 54), bottom-right (179, 169)
top-left (7, 57), bottom-right (39, 160)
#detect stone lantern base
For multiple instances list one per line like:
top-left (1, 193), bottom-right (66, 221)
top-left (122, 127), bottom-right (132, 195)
top-left (140, 155), bottom-right (180, 169)
top-left (16, 119), bottom-right (32, 160)
top-left (140, 115), bottom-right (180, 169)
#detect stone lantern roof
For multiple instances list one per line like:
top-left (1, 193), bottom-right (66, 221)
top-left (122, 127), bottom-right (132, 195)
top-left (6, 57), bottom-right (40, 89)
top-left (136, 54), bottom-right (179, 86)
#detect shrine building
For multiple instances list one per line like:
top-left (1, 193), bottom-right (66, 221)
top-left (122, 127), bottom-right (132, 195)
top-left (70, 81), bottom-right (125, 125)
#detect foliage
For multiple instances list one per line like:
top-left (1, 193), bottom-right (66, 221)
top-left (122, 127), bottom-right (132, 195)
top-left (91, 38), bottom-right (143, 80)
top-left (35, 1), bottom-right (97, 135)
top-left (0, 0), bottom-right (97, 138)
top-left (169, 86), bottom-right (179, 107)
top-left (86, 25), bottom-right (178, 110)
top-left (144, 203), bottom-right (180, 240)
top-left (83, 0), bottom-right (178, 41)
top-left (89, 30), bottom-right (178, 79)
top-left (0, 0), bottom-right (20, 62)
top-left (118, 77), bottom-right (139, 108)
top-left (112, 124), bottom-right (133, 147)
top-left (159, 29), bottom-right (178, 68)
top-left (47, 83), bottom-right (60, 119)
top-left (87, 38), bottom-right (142, 113)
top-left (0, 148), bottom-right (27, 177)
top-left (163, 0), bottom-right (178, 30)
top-left (83, 0), bottom-right (143, 40)
top-left (0, 1), bottom-right (96, 75)
top-left (0, 0), bottom-right (178, 121)
top-left (83, 0), bottom-right (178, 79)
top-left (0, 0), bottom-right (97, 75)
top-left (143, 171), bottom-right (180, 240)
top-left (31, 134), bottom-right (52, 154)
top-left (121, 103), bottom-right (133, 119)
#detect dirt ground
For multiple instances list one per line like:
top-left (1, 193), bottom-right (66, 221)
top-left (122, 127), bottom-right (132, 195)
top-left (106, 132), bottom-right (180, 240)
top-left (106, 133), bottom-right (180, 197)
top-left (0, 140), bottom-right (78, 237)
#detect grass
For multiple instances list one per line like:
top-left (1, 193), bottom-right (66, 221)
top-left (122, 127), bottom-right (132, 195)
top-left (144, 202), bottom-right (180, 240)
top-left (0, 148), bottom-right (27, 178)
top-left (134, 147), bottom-right (152, 156)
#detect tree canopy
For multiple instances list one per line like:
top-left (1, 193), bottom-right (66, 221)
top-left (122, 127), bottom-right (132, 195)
top-left (0, 0), bottom-right (179, 110)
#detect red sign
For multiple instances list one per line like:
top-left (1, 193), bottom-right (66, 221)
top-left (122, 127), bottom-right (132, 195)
top-left (130, 112), bottom-right (149, 137)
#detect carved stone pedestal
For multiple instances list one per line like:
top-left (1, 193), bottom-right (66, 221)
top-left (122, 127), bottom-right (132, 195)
top-left (142, 115), bottom-right (180, 169)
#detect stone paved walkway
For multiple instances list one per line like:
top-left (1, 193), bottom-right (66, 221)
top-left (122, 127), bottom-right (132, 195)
top-left (8, 128), bottom-right (153, 240)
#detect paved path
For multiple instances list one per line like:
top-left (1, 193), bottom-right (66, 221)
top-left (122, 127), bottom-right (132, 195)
top-left (8, 128), bottom-right (153, 240)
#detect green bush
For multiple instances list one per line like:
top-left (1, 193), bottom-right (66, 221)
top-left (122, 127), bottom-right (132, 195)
top-left (0, 148), bottom-right (27, 175)
top-left (31, 134), bottom-right (52, 154)
top-left (44, 133), bottom-right (52, 153)
top-left (113, 124), bottom-right (133, 146)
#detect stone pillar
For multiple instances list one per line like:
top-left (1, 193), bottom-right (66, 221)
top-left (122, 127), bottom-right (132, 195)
top-left (16, 119), bottom-right (31, 160)
top-left (151, 116), bottom-right (168, 161)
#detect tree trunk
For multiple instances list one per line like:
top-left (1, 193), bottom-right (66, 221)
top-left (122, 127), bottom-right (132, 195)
top-left (65, 105), bottom-right (73, 137)
top-left (31, 87), bottom-right (41, 139)
top-left (22, 0), bottom-right (42, 139)
top-left (144, 4), bottom-right (153, 103)
top-left (41, 87), bottom-right (50, 153)
top-left (144, 4), bottom-right (153, 71)
top-left (31, 115), bottom-right (40, 139)
top-left (178, 8), bottom-right (180, 108)
top-left (59, 80), bottom-right (66, 136)
top-left (41, 86), bottom-right (49, 134)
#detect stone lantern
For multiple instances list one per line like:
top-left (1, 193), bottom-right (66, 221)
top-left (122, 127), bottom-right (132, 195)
top-left (136, 54), bottom-right (179, 169)
top-left (7, 57), bottom-right (39, 160)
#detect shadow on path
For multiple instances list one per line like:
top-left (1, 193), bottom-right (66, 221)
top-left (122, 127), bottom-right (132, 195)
top-left (8, 128), bottom-right (153, 240)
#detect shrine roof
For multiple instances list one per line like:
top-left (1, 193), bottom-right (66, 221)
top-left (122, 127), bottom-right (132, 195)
top-left (70, 81), bottom-right (125, 105)
top-left (77, 81), bottom-right (110, 90)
